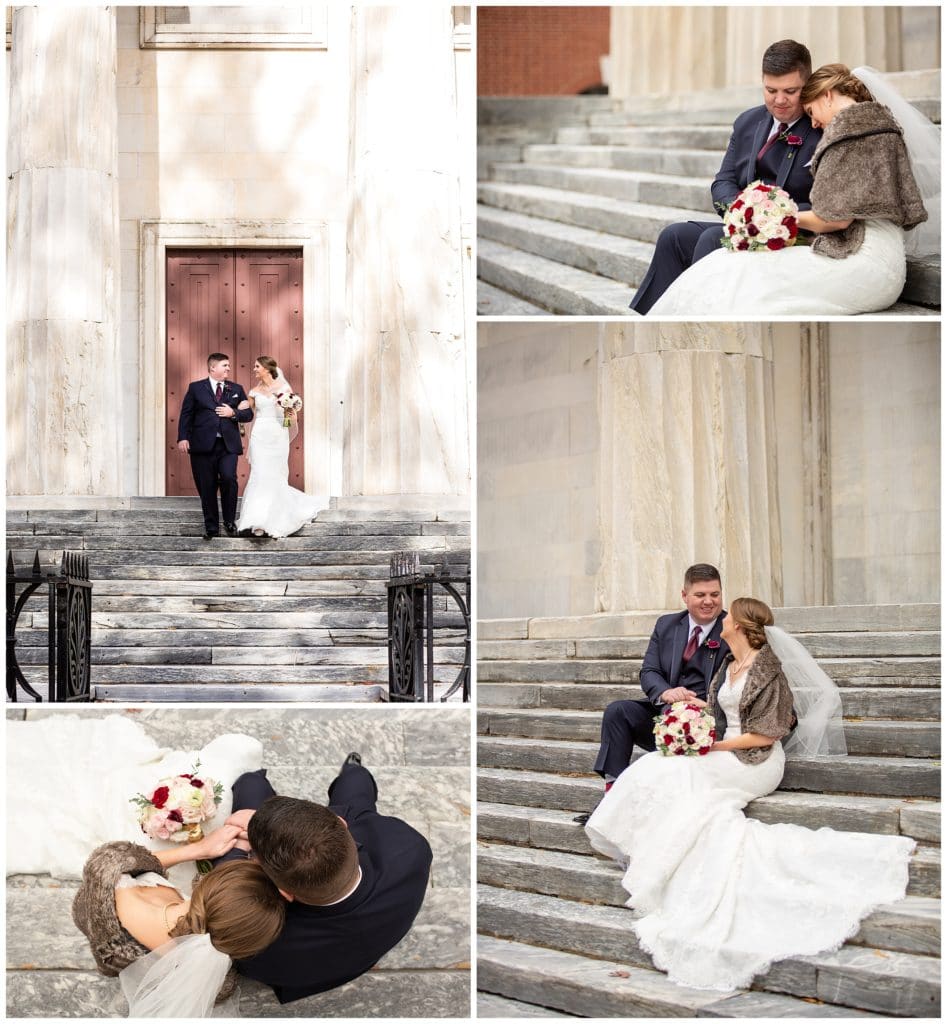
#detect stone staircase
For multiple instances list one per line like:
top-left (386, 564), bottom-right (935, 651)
top-left (476, 604), bottom-right (941, 1018)
top-left (6, 706), bottom-right (471, 1017)
top-left (477, 72), bottom-right (941, 317)
top-left (6, 497), bottom-right (469, 702)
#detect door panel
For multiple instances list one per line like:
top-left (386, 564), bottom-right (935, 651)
top-left (165, 248), bottom-right (304, 495)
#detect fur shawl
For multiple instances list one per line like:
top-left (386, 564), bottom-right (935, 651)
top-left (72, 841), bottom-right (167, 976)
top-left (808, 101), bottom-right (928, 258)
top-left (708, 644), bottom-right (795, 765)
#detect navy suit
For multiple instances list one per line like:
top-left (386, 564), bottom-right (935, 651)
top-left (230, 766), bottom-right (433, 1004)
top-left (630, 107), bottom-right (822, 313)
top-left (177, 379), bottom-right (253, 535)
top-left (593, 610), bottom-right (729, 780)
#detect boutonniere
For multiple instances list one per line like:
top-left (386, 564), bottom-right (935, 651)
top-left (705, 640), bottom-right (721, 651)
top-left (779, 128), bottom-right (804, 160)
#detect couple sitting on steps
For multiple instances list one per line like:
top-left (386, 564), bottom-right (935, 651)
top-left (576, 563), bottom-right (916, 991)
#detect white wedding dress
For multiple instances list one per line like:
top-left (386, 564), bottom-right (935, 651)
top-left (236, 389), bottom-right (328, 539)
top-left (649, 218), bottom-right (906, 316)
top-left (6, 715), bottom-right (262, 895)
top-left (585, 670), bottom-right (916, 992)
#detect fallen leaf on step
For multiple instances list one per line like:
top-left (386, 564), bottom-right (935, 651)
top-left (608, 970), bottom-right (630, 978)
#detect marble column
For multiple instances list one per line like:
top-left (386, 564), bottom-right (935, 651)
top-left (7, 6), bottom-right (122, 496)
top-left (596, 322), bottom-right (783, 612)
top-left (344, 6), bottom-right (470, 497)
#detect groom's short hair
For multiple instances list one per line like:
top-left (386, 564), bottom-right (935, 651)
top-left (249, 796), bottom-right (360, 905)
top-left (207, 352), bottom-right (229, 367)
top-left (684, 563), bottom-right (721, 587)
top-left (761, 40), bottom-right (812, 79)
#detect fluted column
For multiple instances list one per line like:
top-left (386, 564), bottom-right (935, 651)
top-left (344, 6), bottom-right (469, 496)
top-left (596, 322), bottom-right (783, 611)
top-left (7, 5), bottom-right (122, 496)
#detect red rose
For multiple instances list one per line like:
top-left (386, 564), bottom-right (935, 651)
top-left (782, 215), bottom-right (798, 239)
top-left (168, 809), bottom-right (183, 823)
top-left (737, 240), bottom-right (749, 251)
top-left (706, 640), bottom-right (720, 650)
top-left (747, 224), bottom-right (760, 237)
top-left (754, 183), bottom-right (770, 193)
top-left (665, 715), bottom-right (678, 724)
top-left (744, 207), bottom-right (754, 221)
top-left (682, 722), bottom-right (691, 734)
top-left (151, 786), bottom-right (169, 809)
top-left (728, 225), bottom-right (736, 235)
top-left (787, 134), bottom-right (803, 146)
top-left (664, 735), bottom-right (674, 745)
top-left (190, 778), bottom-right (204, 788)
top-left (766, 238), bottom-right (786, 251)
top-left (698, 746), bottom-right (711, 755)
top-left (673, 748), bottom-right (685, 756)
top-left (685, 735), bottom-right (695, 744)
top-left (732, 199), bottom-right (744, 210)
top-left (180, 773), bottom-right (193, 780)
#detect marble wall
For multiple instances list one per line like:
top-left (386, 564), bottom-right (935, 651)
top-left (478, 322), bottom-right (940, 619)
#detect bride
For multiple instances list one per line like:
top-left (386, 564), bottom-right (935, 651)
top-left (235, 355), bottom-right (328, 538)
top-left (585, 597), bottom-right (916, 992)
top-left (649, 65), bottom-right (936, 316)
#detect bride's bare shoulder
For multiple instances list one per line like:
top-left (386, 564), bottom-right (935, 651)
top-left (115, 884), bottom-right (183, 952)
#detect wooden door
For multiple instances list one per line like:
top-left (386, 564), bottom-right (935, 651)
top-left (165, 248), bottom-right (304, 495)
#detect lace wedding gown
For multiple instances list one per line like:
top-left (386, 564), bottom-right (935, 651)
top-left (236, 390), bottom-right (328, 539)
top-left (585, 671), bottom-right (915, 991)
top-left (649, 218), bottom-right (906, 316)
top-left (6, 715), bottom-right (262, 894)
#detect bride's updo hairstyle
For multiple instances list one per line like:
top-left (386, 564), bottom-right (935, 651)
top-left (256, 355), bottom-right (279, 381)
top-left (801, 64), bottom-right (873, 107)
top-left (169, 859), bottom-right (285, 959)
top-left (729, 597), bottom-right (775, 650)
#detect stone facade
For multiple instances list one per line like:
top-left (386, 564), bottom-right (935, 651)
top-left (7, 5), bottom-right (473, 501)
top-left (478, 322), bottom-right (939, 618)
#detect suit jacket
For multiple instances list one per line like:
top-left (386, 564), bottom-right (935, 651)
top-left (177, 379), bottom-right (253, 455)
top-left (711, 106), bottom-right (821, 217)
top-left (639, 610), bottom-right (729, 707)
top-left (235, 797), bottom-right (433, 1003)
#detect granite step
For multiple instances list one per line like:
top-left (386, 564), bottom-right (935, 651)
top-left (478, 279), bottom-right (547, 316)
top-left (478, 182), bottom-right (709, 243)
top-left (478, 992), bottom-right (577, 1017)
top-left (476, 773), bottom-right (941, 843)
top-left (491, 162), bottom-right (712, 212)
top-left (478, 683), bottom-right (940, 720)
top-left (478, 883), bottom-right (941, 962)
top-left (555, 124), bottom-right (733, 149)
top-left (521, 143), bottom-right (722, 178)
top-left (478, 238), bottom-right (633, 315)
top-left (477, 737), bottom-right (940, 798)
top-left (479, 708), bottom-right (940, 758)
top-left (478, 205), bottom-right (653, 286)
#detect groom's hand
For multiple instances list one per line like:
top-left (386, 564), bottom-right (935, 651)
top-left (226, 807), bottom-right (256, 840)
top-left (193, 823), bottom-right (242, 859)
top-left (177, 440), bottom-right (189, 453)
top-left (661, 687), bottom-right (698, 704)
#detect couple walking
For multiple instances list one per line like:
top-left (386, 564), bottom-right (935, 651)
top-left (630, 40), bottom-right (937, 315)
top-left (73, 755), bottom-right (432, 1015)
top-left (579, 564), bottom-right (916, 991)
top-left (176, 352), bottom-right (327, 539)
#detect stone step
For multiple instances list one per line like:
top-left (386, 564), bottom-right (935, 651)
top-left (90, 681), bottom-right (461, 702)
top-left (480, 631), bottom-right (941, 660)
top-left (478, 992), bottom-right (576, 1018)
top-left (521, 143), bottom-right (722, 178)
top-left (8, 502), bottom-right (470, 521)
top-left (83, 580), bottom-right (387, 596)
top-left (9, 517), bottom-right (468, 536)
top-left (478, 181), bottom-right (707, 243)
top-left (479, 709), bottom-right (940, 758)
top-left (491, 161), bottom-right (712, 213)
top-left (480, 605), bottom-right (940, 639)
top-left (477, 737), bottom-right (940, 798)
top-left (476, 771), bottom-right (940, 843)
top-left (478, 840), bottom-right (938, 908)
top-left (478, 204), bottom-right (652, 286)
top-left (478, 238), bottom-right (633, 316)
top-left (479, 683), bottom-right (940, 720)
top-left (478, 883), bottom-right (940, 963)
top-left (903, 255), bottom-right (941, 308)
top-left (8, 532), bottom-right (468, 552)
top-left (556, 124), bottom-right (732, 150)
top-left (477, 279), bottom-right (547, 316)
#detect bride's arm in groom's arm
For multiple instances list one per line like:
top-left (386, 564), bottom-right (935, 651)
top-left (711, 732), bottom-right (776, 752)
top-left (796, 210), bottom-right (853, 233)
top-left (235, 395), bottom-right (254, 423)
top-left (151, 824), bottom-right (241, 867)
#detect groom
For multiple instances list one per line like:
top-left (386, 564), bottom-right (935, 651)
top-left (176, 353), bottom-right (253, 540)
top-left (575, 564), bottom-right (729, 824)
top-left (630, 39), bottom-right (822, 313)
top-left (219, 754), bottom-right (433, 1003)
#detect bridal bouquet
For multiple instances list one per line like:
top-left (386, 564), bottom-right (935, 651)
top-left (278, 391), bottom-right (303, 428)
top-left (654, 701), bottom-right (717, 756)
top-left (131, 763), bottom-right (223, 843)
top-left (722, 180), bottom-right (799, 252)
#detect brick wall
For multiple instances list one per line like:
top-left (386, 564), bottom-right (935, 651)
top-left (478, 6), bottom-right (610, 96)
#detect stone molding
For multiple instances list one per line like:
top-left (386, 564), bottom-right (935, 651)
top-left (139, 219), bottom-right (330, 497)
top-left (139, 5), bottom-right (329, 49)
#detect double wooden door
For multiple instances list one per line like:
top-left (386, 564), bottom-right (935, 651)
top-left (165, 248), bottom-right (304, 496)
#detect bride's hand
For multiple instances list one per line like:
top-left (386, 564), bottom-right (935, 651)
top-left (192, 823), bottom-right (241, 859)
top-left (225, 807), bottom-right (256, 841)
top-left (689, 698), bottom-right (709, 709)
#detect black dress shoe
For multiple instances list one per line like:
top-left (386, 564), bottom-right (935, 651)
top-left (343, 751), bottom-right (362, 768)
top-left (573, 812), bottom-right (591, 826)
top-left (202, 532), bottom-right (218, 541)
top-left (224, 522), bottom-right (237, 536)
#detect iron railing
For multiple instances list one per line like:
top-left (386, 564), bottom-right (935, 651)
top-left (386, 552), bottom-right (470, 702)
top-left (7, 551), bottom-right (92, 702)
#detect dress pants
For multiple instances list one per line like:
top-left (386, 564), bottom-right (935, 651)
top-left (189, 436), bottom-right (238, 534)
top-left (592, 698), bottom-right (659, 780)
top-left (630, 220), bottom-right (725, 313)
